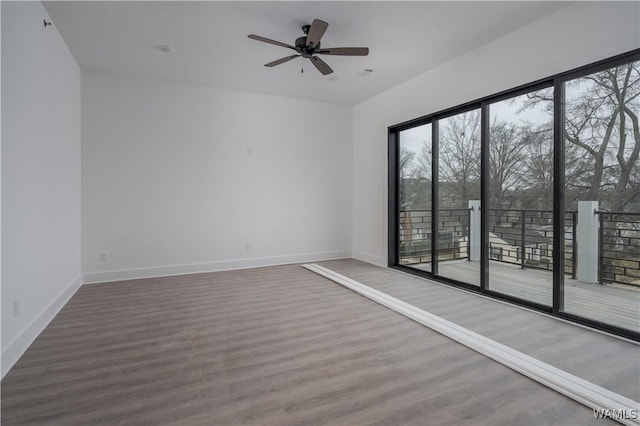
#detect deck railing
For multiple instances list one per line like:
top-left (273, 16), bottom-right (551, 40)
top-left (596, 211), bottom-right (640, 286)
top-left (486, 208), bottom-right (577, 279)
top-left (400, 207), bottom-right (639, 287)
top-left (399, 208), bottom-right (470, 265)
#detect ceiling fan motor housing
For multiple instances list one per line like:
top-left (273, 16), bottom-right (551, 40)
top-left (295, 36), bottom-right (319, 58)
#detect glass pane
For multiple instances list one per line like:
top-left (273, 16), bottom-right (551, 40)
top-left (563, 61), bottom-right (640, 332)
top-left (487, 88), bottom-right (554, 305)
top-left (399, 124), bottom-right (432, 272)
top-left (437, 110), bottom-right (481, 286)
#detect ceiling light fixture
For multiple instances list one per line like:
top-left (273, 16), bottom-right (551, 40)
top-left (157, 45), bottom-right (176, 53)
top-left (356, 68), bottom-right (374, 77)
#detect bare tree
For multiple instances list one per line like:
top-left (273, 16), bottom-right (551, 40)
top-left (524, 61), bottom-right (640, 211)
top-left (439, 110), bottom-right (481, 207)
top-left (519, 125), bottom-right (554, 209)
top-left (417, 140), bottom-right (432, 179)
top-left (489, 120), bottom-right (527, 208)
top-left (399, 146), bottom-right (416, 210)
top-left (608, 63), bottom-right (640, 210)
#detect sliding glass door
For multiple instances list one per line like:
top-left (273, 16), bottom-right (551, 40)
top-left (487, 88), bottom-right (554, 305)
top-left (437, 110), bottom-right (481, 286)
top-left (389, 50), bottom-right (640, 340)
top-left (561, 60), bottom-right (640, 331)
top-left (398, 124), bottom-right (432, 271)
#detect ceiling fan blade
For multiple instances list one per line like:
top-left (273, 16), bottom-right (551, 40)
top-left (306, 19), bottom-right (328, 48)
top-left (317, 47), bottom-right (369, 56)
top-left (310, 56), bottom-right (333, 75)
top-left (248, 34), bottom-right (296, 51)
top-left (264, 55), bottom-right (300, 67)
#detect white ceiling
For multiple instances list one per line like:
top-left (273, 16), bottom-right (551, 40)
top-left (43, 1), bottom-right (568, 106)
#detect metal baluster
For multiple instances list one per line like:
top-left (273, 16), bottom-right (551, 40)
top-left (572, 211), bottom-right (577, 279)
top-left (521, 209), bottom-right (526, 270)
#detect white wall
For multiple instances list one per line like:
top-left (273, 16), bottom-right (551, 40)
top-left (352, 2), bottom-right (640, 266)
top-left (82, 71), bottom-right (352, 282)
top-left (1, 2), bottom-right (82, 377)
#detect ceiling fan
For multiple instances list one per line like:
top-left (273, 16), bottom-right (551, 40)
top-left (248, 19), bottom-right (369, 75)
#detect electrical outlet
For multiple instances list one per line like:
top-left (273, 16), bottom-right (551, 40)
top-left (13, 299), bottom-right (20, 317)
top-left (246, 242), bottom-right (252, 250)
top-left (98, 251), bottom-right (108, 262)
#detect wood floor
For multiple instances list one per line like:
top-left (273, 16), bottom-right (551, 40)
top-left (319, 259), bottom-right (640, 401)
top-left (1, 262), bottom-right (622, 425)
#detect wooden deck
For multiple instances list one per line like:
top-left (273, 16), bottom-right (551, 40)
top-left (407, 260), bottom-right (640, 333)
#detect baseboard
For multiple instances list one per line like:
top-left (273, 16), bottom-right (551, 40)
top-left (351, 250), bottom-right (386, 267)
top-left (82, 250), bottom-right (352, 284)
top-left (1, 274), bottom-right (82, 379)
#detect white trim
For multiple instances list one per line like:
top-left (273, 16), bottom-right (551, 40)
top-left (351, 250), bottom-right (386, 267)
top-left (1, 274), bottom-right (82, 379)
top-left (83, 251), bottom-right (351, 284)
top-left (304, 263), bottom-right (640, 426)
